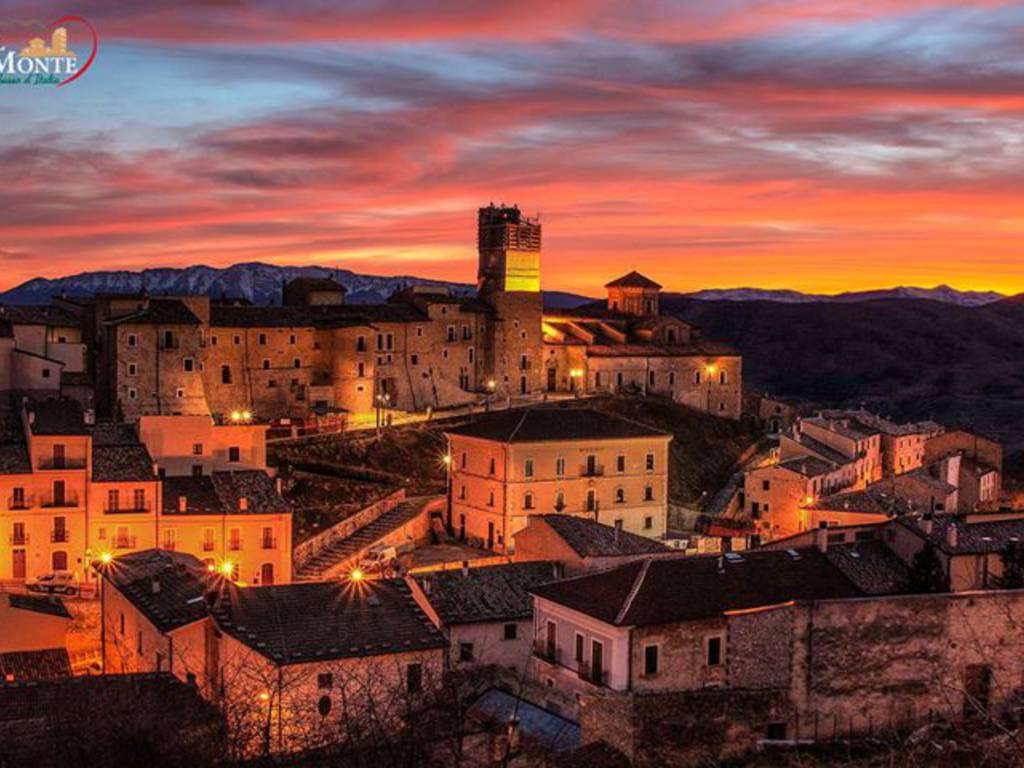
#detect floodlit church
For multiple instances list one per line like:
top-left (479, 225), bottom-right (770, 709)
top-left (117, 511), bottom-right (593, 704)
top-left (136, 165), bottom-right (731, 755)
top-left (29, 205), bottom-right (740, 423)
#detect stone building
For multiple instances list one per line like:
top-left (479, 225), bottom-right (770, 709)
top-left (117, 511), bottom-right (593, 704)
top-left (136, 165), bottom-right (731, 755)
top-left (55, 204), bottom-right (741, 424)
top-left (542, 272), bottom-right (743, 418)
top-left (445, 407), bottom-right (672, 552)
top-left (99, 549), bottom-right (447, 755)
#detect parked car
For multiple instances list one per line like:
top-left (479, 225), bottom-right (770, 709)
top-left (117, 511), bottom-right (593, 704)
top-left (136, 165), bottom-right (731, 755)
top-left (26, 571), bottom-right (79, 595)
top-left (358, 544), bottom-right (398, 575)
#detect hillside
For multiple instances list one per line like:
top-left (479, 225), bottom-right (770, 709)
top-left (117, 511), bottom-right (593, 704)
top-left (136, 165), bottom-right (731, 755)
top-left (664, 295), bottom-right (1024, 452)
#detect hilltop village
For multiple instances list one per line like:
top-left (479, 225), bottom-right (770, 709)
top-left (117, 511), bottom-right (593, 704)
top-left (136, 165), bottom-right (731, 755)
top-left (0, 205), bottom-right (1021, 767)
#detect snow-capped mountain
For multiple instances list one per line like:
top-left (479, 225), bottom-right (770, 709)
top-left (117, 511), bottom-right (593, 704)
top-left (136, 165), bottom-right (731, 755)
top-left (0, 263), bottom-right (1002, 309)
top-left (680, 285), bottom-right (1005, 307)
top-left (0, 263), bottom-right (476, 306)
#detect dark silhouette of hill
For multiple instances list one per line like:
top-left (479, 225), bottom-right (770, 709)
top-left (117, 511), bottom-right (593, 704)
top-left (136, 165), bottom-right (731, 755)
top-left (663, 294), bottom-right (1024, 453)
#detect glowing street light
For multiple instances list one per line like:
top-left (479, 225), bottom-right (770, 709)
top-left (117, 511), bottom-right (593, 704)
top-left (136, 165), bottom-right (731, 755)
top-left (219, 561), bottom-right (234, 577)
top-left (99, 551), bottom-right (113, 565)
top-left (349, 568), bottom-right (365, 583)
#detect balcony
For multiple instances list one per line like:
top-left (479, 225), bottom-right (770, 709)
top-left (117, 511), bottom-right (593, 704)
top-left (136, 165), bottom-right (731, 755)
top-left (202, 541), bottom-right (215, 552)
top-left (162, 541), bottom-right (177, 551)
top-left (103, 504), bottom-right (152, 515)
top-left (40, 495), bottom-right (80, 509)
top-left (113, 535), bottom-right (137, 550)
top-left (533, 642), bottom-right (561, 665)
top-left (9, 533), bottom-right (28, 546)
top-left (50, 530), bottom-right (69, 543)
top-left (261, 537), bottom-right (277, 550)
top-left (580, 464), bottom-right (604, 478)
top-left (229, 540), bottom-right (243, 552)
top-left (577, 661), bottom-right (606, 687)
top-left (8, 496), bottom-right (31, 511)
top-left (38, 457), bottom-right (87, 471)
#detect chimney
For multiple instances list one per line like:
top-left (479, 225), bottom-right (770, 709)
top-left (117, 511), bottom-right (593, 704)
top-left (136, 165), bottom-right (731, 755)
top-left (946, 523), bottom-right (959, 549)
top-left (239, 497), bottom-right (248, 512)
top-left (84, 409), bottom-right (95, 426)
top-left (275, 477), bottom-right (283, 495)
top-left (151, 576), bottom-right (161, 594)
top-left (814, 526), bottom-right (828, 553)
top-left (178, 495), bottom-right (187, 513)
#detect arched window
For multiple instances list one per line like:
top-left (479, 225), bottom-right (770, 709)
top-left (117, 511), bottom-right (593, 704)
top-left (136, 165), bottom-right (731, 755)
top-left (554, 490), bottom-right (566, 512)
top-left (523, 492), bottom-right (534, 510)
top-left (644, 485), bottom-right (654, 502)
top-left (318, 695), bottom-right (332, 717)
top-left (615, 487), bottom-right (626, 504)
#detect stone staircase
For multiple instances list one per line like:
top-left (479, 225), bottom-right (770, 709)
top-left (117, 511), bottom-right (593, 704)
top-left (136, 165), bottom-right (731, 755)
top-left (295, 495), bottom-right (438, 581)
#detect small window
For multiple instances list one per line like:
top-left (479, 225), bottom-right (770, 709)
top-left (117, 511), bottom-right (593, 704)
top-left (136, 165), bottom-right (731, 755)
top-left (210, 335), bottom-right (218, 347)
top-left (644, 645), bottom-right (659, 676)
top-left (293, 358), bottom-right (301, 369)
top-left (127, 363), bottom-right (137, 376)
top-left (42, 368), bottom-right (51, 379)
top-left (644, 485), bottom-right (654, 501)
top-left (488, 458), bottom-right (496, 476)
top-left (459, 642), bottom-right (474, 662)
top-left (555, 457), bottom-right (565, 476)
top-left (574, 633), bottom-right (584, 663)
top-left (487, 490), bottom-right (495, 507)
top-left (318, 673), bottom-right (333, 690)
top-left (183, 357), bottom-right (195, 372)
top-left (316, 695), bottom-right (332, 717)
top-left (616, 455), bottom-right (625, 473)
top-left (127, 388), bottom-right (137, 400)
top-left (706, 636), bottom-right (722, 666)
top-left (233, 335), bottom-right (241, 345)
top-left (523, 492), bottom-right (534, 510)
top-left (221, 365), bottom-right (232, 384)
top-left (406, 663), bottom-right (422, 694)
top-left (228, 447), bottom-right (240, 463)
top-left (262, 359), bottom-right (271, 370)
top-left (644, 516), bottom-right (653, 529)
top-left (410, 354), bottom-right (418, 366)
top-left (127, 333), bottom-right (137, 348)
top-left (615, 487), bottom-right (625, 504)
top-left (762, 480), bottom-right (770, 491)
top-left (258, 333), bottom-right (267, 345)
top-left (524, 459), bottom-right (534, 478)
top-left (646, 453), bottom-right (655, 472)
top-left (289, 334), bottom-right (296, 344)
top-left (503, 623), bottom-right (518, 641)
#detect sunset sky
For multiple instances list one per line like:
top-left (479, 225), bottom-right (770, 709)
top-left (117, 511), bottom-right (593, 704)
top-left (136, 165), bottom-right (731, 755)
top-left (3, 1), bottom-right (1024, 296)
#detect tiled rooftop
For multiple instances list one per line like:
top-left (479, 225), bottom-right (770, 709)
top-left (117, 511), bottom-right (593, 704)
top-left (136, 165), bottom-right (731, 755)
top-left (26, 400), bottom-right (86, 436)
top-left (825, 540), bottom-right (911, 595)
top-left (531, 548), bottom-right (867, 627)
top-left (102, 549), bottom-right (214, 633)
top-left (445, 407), bottom-right (669, 443)
top-left (414, 561), bottom-right (560, 625)
top-left (539, 515), bottom-right (670, 558)
top-left (901, 513), bottom-right (1024, 555)
top-left (161, 471), bottom-right (290, 516)
top-left (109, 299), bottom-right (200, 326)
top-left (0, 649), bottom-right (72, 682)
top-left (211, 578), bottom-right (446, 664)
top-left (92, 444), bottom-right (155, 482)
top-left (8, 593), bottom-right (72, 619)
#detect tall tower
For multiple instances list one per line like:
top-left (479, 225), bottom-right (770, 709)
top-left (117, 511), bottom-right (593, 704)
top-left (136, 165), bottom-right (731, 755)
top-left (477, 205), bottom-right (544, 397)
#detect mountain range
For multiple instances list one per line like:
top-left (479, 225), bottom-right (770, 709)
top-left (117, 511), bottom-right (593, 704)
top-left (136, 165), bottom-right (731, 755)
top-left (0, 263), bottom-right (1007, 309)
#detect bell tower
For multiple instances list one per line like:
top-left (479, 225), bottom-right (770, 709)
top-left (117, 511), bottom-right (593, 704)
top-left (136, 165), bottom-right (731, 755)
top-left (476, 204), bottom-right (544, 397)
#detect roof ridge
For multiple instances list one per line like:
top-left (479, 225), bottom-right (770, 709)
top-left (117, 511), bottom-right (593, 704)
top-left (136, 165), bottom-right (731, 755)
top-left (614, 558), bottom-right (652, 625)
top-left (507, 408), bottom-right (531, 442)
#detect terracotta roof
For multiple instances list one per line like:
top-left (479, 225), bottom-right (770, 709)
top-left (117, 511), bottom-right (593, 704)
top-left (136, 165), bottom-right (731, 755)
top-left (900, 513), bottom-right (1024, 555)
top-left (445, 407), bottom-right (669, 443)
top-left (538, 515), bottom-right (669, 558)
top-left (0, 649), bottom-right (71, 682)
top-left (161, 471), bottom-right (291, 516)
top-left (92, 444), bottom-right (155, 482)
top-left (8, 593), bottom-right (72, 619)
top-left (89, 421), bottom-right (139, 446)
top-left (211, 578), bottom-right (446, 664)
top-left (109, 299), bottom-right (199, 326)
top-left (605, 271), bottom-right (662, 290)
top-left (0, 305), bottom-right (80, 328)
top-left (807, 490), bottom-right (887, 516)
top-left (0, 443), bottom-right (31, 474)
top-left (102, 549), bottom-right (214, 633)
top-left (531, 548), bottom-right (865, 627)
top-left (825, 541), bottom-right (911, 595)
top-left (26, 400), bottom-right (86, 435)
top-left (777, 456), bottom-right (837, 478)
top-left (414, 562), bottom-right (559, 625)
